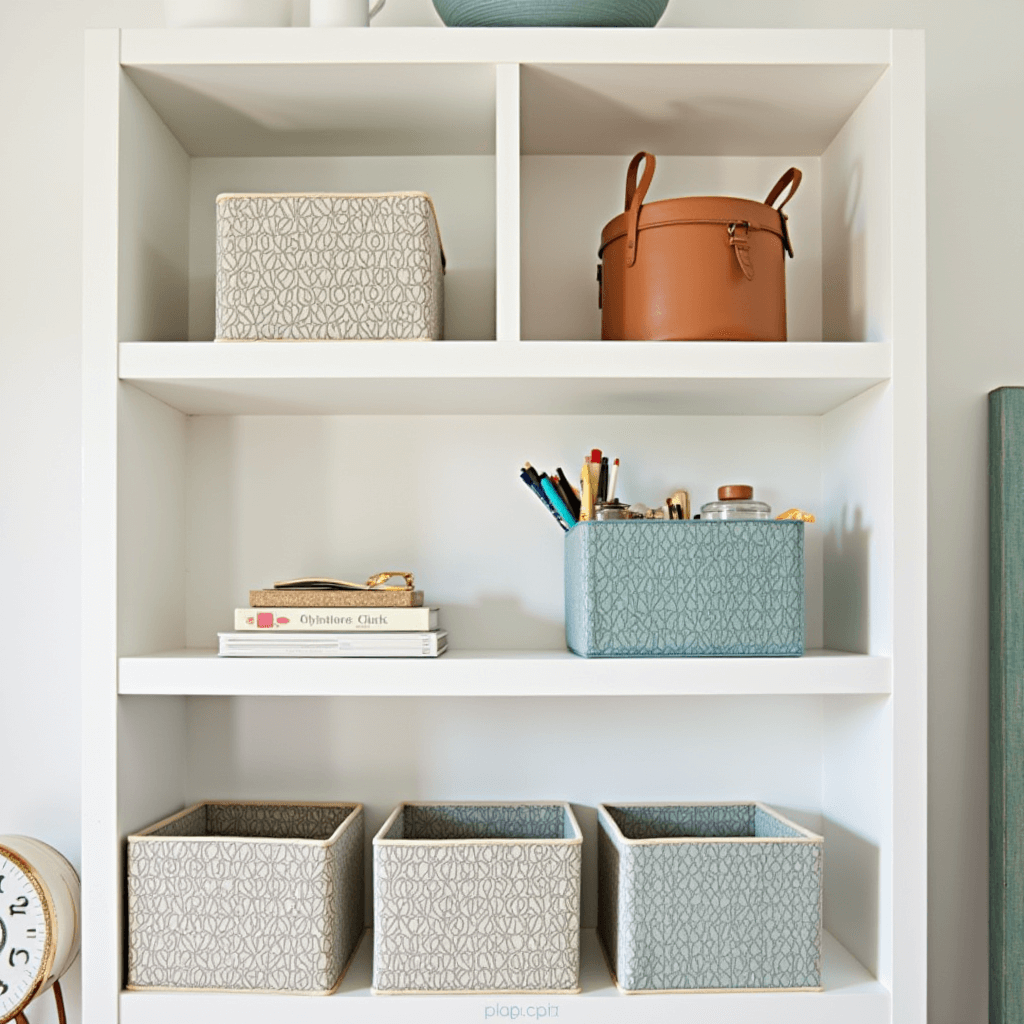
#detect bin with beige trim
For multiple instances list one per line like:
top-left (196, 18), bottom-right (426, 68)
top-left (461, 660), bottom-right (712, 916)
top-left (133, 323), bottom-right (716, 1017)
top-left (216, 191), bottom-right (445, 341)
top-left (597, 802), bottom-right (823, 993)
top-left (372, 802), bottom-right (583, 994)
top-left (127, 801), bottom-right (364, 994)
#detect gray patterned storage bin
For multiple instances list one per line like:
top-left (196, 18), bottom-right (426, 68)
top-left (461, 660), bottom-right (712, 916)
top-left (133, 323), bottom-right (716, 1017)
top-left (565, 519), bottom-right (805, 657)
top-left (216, 192), bottom-right (445, 341)
top-left (597, 802), bottom-right (823, 993)
top-left (372, 802), bottom-right (583, 994)
top-left (127, 801), bottom-right (364, 994)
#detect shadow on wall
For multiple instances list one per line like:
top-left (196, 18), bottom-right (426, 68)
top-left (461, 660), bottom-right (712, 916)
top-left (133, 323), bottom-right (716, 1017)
top-left (775, 803), bottom-right (879, 977)
top-left (824, 158), bottom-right (866, 342)
top-left (822, 816), bottom-right (880, 977)
top-left (825, 504), bottom-right (871, 654)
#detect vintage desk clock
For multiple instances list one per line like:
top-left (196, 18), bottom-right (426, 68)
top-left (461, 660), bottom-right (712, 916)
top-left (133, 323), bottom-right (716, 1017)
top-left (0, 838), bottom-right (79, 1024)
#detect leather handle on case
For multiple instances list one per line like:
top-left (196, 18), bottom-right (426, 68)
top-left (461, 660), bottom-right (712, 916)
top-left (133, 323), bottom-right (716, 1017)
top-left (765, 167), bottom-right (801, 259)
top-left (624, 152), bottom-right (656, 268)
top-left (765, 167), bottom-right (802, 212)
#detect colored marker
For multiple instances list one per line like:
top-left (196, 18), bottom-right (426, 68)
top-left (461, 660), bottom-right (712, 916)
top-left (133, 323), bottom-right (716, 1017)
top-left (556, 467), bottom-right (582, 520)
top-left (608, 458), bottom-right (620, 502)
top-left (542, 475), bottom-right (576, 528)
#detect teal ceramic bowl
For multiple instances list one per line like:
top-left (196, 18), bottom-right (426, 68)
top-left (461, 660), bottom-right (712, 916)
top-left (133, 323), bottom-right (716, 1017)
top-left (431, 0), bottom-right (668, 27)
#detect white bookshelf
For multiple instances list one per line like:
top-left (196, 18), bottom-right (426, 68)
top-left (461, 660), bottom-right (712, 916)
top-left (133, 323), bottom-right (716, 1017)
top-left (82, 26), bottom-right (926, 1024)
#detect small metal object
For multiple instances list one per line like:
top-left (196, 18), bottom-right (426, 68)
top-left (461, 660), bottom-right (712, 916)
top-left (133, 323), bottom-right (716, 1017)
top-left (595, 501), bottom-right (630, 521)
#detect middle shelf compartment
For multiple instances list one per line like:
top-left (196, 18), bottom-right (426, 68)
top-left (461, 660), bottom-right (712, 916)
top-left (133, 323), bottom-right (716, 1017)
top-left (117, 395), bottom-right (890, 661)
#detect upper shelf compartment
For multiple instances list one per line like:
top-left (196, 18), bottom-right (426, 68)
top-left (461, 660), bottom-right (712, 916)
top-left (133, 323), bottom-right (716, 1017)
top-left (520, 62), bottom-right (887, 157)
top-left (121, 61), bottom-right (497, 158)
top-left (115, 29), bottom-right (897, 346)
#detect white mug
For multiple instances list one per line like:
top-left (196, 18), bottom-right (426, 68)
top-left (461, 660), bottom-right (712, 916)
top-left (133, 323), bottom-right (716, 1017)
top-left (309, 0), bottom-right (385, 26)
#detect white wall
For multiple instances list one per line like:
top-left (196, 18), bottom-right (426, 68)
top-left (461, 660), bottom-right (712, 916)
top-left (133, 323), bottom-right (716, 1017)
top-left (1, 1), bottom-right (1018, 1021)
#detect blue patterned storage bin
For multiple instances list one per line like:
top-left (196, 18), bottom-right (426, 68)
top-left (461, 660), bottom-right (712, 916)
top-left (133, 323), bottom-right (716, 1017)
top-left (565, 519), bottom-right (804, 657)
top-left (372, 802), bottom-right (583, 994)
top-left (597, 802), bottom-right (823, 992)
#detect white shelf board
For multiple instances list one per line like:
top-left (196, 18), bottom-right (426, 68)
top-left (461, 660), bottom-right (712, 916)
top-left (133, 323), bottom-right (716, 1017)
top-left (118, 341), bottom-right (891, 416)
top-left (120, 928), bottom-right (888, 1024)
top-left (122, 27), bottom-right (892, 69)
top-left (118, 648), bottom-right (891, 698)
top-left (118, 29), bottom-right (891, 158)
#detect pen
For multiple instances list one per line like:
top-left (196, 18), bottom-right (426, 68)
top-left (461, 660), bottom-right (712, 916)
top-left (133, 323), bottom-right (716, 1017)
top-left (581, 456), bottom-right (594, 521)
top-left (524, 462), bottom-right (545, 492)
top-left (551, 472), bottom-right (579, 521)
top-left (597, 457), bottom-right (609, 503)
top-left (521, 469), bottom-right (568, 531)
top-left (522, 465), bottom-right (560, 514)
top-left (542, 475), bottom-right (577, 527)
top-left (521, 465), bottom-right (548, 506)
top-left (556, 467), bottom-right (582, 520)
top-left (608, 458), bottom-right (620, 502)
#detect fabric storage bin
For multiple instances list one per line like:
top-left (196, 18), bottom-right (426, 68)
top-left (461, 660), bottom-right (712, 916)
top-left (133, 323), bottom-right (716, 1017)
top-left (565, 519), bottom-right (805, 657)
top-left (126, 801), bottom-right (364, 994)
top-left (216, 192), bottom-right (445, 341)
top-left (372, 802), bottom-right (583, 994)
top-left (597, 802), bottom-right (823, 993)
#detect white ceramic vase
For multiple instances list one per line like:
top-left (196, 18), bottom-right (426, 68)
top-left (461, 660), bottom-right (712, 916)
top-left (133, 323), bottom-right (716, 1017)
top-left (164, 0), bottom-right (293, 28)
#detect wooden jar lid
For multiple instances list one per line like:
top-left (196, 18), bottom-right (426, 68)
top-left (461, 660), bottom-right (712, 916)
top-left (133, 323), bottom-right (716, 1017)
top-left (718, 484), bottom-right (754, 500)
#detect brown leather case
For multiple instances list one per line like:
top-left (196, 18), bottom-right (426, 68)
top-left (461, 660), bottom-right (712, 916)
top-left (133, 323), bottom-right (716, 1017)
top-left (598, 153), bottom-right (801, 341)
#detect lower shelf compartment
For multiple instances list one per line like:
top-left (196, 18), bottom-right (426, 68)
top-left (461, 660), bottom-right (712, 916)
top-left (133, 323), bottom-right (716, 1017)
top-left (120, 929), bottom-right (888, 1024)
top-left (117, 648), bottom-right (891, 697)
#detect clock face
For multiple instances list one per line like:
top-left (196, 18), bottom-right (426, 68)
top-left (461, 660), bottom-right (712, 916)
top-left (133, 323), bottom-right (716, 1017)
top-left (0, 852), bottom-right (49, 1021)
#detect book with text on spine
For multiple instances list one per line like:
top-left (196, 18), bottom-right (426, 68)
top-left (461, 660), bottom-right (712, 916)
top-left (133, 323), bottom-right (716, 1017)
top-left (235, 607), bottom-right (438, 632)
top-left (218, 631), bottom-right (448, 658)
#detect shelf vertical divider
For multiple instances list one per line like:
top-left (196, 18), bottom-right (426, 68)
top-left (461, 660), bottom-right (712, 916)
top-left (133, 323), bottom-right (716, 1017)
top-left (889, 27), bottom-right (929, 1024)
top-left (495, 62), bottom-right (521, 343)
top-left (81, 28), bottom-right (124, 1024)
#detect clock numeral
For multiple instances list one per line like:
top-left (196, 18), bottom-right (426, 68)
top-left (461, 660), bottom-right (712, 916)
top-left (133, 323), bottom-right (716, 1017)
top-left (0, 875), bottom-right (5, 893)
top-left (0, 978), bottom-right (8, 995)
top-left (8, 897), bottom-right (28, 915)
top-left (25, 929), bottom-right (36, 939)
top-left (8, 948), bottom-right (29, 968)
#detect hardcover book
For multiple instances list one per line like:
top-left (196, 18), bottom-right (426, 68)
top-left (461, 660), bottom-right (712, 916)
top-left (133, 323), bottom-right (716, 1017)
top-left (235, 608), bottom-right (438, 632)
top-left (218, 631), bottom-right (448, 658)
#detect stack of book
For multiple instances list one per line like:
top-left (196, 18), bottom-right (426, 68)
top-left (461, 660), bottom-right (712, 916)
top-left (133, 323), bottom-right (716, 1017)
top-left (218, 579), bottom-right (447, 658)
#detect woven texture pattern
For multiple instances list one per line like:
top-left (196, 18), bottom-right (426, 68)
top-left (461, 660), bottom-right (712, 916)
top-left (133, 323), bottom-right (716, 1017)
top-left (373, 804), bottom-right (582, 993)
top-left (127, 803), bottom-right (363, 993)
top-left (216, 193), bottom-right (444, 341)
top-left (565, 520), bottom-right (805, 657)
top-left (431, 0), bottom-right (667, 26)
top-left (598, 804), bottom-right (823, 992)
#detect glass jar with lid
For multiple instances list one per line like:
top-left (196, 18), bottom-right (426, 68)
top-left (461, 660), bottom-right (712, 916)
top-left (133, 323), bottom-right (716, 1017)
top-left (700, 485), bottom-right (772, 520)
